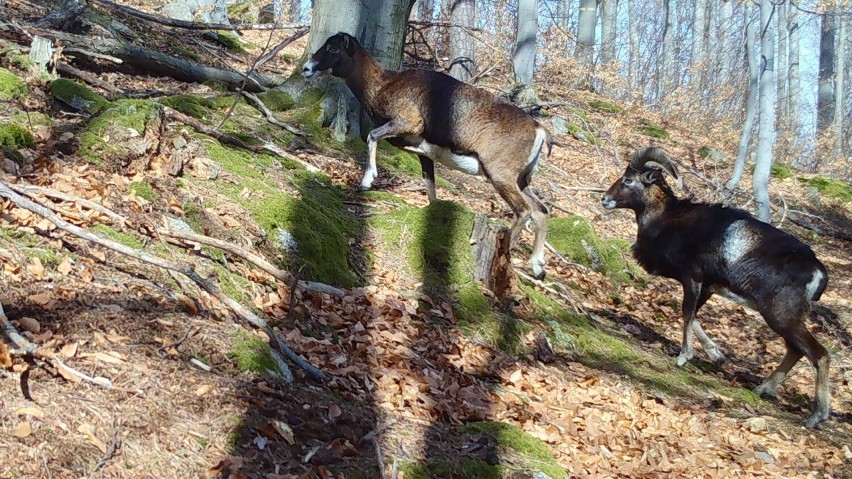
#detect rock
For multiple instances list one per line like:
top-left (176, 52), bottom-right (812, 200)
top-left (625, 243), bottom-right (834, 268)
top-left (186, 156), bottom-right (222, 180)
top-left (532, 471), bottom-right (556, 479)
top-left (2, 157), bottom-right (19, 175)
top-left (698, 146), bottom-right (727, 163)
top-left (276, 228), bottom-right (298, 253)
top-left (166, 216), bottom-right (195, 235)
top-left (549, 116), bottom-right (569, 135)
top-left (744, 417), bottom-right (767, 432)
top-left (162, 1), bottom-right (193, 21)
top-left (755, 451), bottom-right (775, 464)
top-left (19, 317), bottom-right (40, 334)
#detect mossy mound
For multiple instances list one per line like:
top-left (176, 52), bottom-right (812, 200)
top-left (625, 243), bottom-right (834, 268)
top-left (566, 122), bottom-right (599, 145)
top-left (400, 421), bottom-right (565, 479)
top-left (799, 176), bottom-right (852, 203)
top-left (0, 67), bottom-right (26, 100)
top-left (227, 331), bottom-right (281, 375)
top-left (750, 162), bottom-right (793, 180)
top-left (256, 90), bottom-right (295, 111)
top-left (157, 94), bottom-right (217, 119)
top-left (697, 146), bottom-right (726, 163)
top-left (0, 123), bottom-right (34, 148)
top-left (79, 100), bottom-right (162, 164)
top-left (638, 120), bottom-right (670, 140)
top-left (588, 99), bottom-right (623, 114)
top-left (202, 31), bottom-right (247, 53)
top-left (548, 216), bottom-right (642, 284)
top-left (11, 111), bottom-right (52, 127)
top-left (50, 79), bottom-right (109, 115)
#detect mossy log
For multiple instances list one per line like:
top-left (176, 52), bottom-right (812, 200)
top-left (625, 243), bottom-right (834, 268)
top-left (470, 214), bottom-right (515, 300)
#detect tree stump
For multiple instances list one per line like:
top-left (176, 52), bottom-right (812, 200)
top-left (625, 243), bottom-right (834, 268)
top-left (470, 214), bottom-right (516, 301)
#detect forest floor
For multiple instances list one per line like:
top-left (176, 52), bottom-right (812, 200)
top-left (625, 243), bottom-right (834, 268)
top-left (1, 2), bottom-right (852, 478)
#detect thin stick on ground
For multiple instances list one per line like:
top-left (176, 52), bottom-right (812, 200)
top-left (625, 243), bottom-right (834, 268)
top-left (7, 183), bottom-right (126, 224)
top-left (0, 179), bottom-right (326, 380)
top-left (241, 90), bottom-right (305, 136)
top-left (164, 107), bottom-right (320, 173)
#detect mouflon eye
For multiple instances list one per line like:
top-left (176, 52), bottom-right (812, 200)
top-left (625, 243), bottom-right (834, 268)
top-left (327, 45), bottom-right (339, 53)
top-left (622, 177), bottom-right (634, 186)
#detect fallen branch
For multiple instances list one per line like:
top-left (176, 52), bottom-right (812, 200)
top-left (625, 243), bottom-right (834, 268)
top-left (163, 107), bottom-right (320, 173)
top-left (241, 90), bottom-right (305, 136)
top-left (0, 179), bottom-right (325, 380)
top-left (6, 183), bottom-right (126, 224)
top-left (90, 0), bottom-right (306, 31)
top-left (159, 228), bottom-right (344, 297)
top-left (514, 267), bottom-right (586, 316)
top-left (56, 62), bottom-right (123, 94)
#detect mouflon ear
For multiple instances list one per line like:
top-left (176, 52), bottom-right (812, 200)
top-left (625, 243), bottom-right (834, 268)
top-left (640, 169), bottom-right (660, 185)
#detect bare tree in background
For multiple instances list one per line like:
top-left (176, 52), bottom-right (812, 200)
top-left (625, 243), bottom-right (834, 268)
top-left (727, 3), bottom-right (758, 191)
top-left (600, 0), bottom-right (617, 64)
top-left (658, 0), bottom-right (674, 99)
top-left (754, 0), bottom-right (776, 222)
top-left (787, 3), bottom-right (801, 141)
top-left (448, 0), bottom-right (476, 82)
top-left (555, 0), bottom-right (573, 28)
top-left (414, 0), bottom-right (435, 20)
top-left (576, 0), bottom-right (596, 67)
top-left (776, 1), bottom-right (787, 120)
top-left (691, 0), bottom-right (705, 68)
top-left (513, 0), bottom-right (538, 102)
top-left (628, 0), bottom-right (640, 91)
top-left (818, 13), bottom-right (836, 133)
top-left (835, 14), bottom-right (845, 158)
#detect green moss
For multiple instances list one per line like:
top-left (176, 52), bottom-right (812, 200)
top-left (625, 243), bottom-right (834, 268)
top-left (0, 123), bottom-right (34, 148)
top-left (400, 460), bottom-right (504, 479)
top-left (157, 95), bottom-right (215, 119)
top-left (0, 68), bottom-right (26, 100)
top-left (461, 422), bottom-right (564, 479)
top-left (639, 120), bottom-right (670, 140)
top-left (11, 111), bottom-right (52, 127)
top-left (183, 202), bottom-right (204, 233)
top-left (128, 181), bottom-right (157, 202)
top-left (50, 79), bottom-right (108, 115)
top-left (588, 99), bottom-right (623, 114)
top-left (565, 122), bottom-right (599, 145)
top-left (9, 55), bottom-right (34, 71)
top-left (256, 90), bottom-right (295, 111)
top-left (750, 163), bottom-right (794, 180)
top-left (213, 263), bottom-right (252, 303)
top-left (171, 45), bottom-right (200, 61)
top-left (92, 224), bottom-right (143, 249)
top-left (548, 216), bottom-right (642, 283)
top-left (228, 331), bottom-right (280, 375)
top-left (204, 31), bottom-right (247, 53)
top-left (200, 139), bottom-right (361, 287)
top-left (227, 1), bottom-right (255, 22)
top-left (78, 99), bottom-right (160, 164)
top-left (798, 176), bottom-right (852, 203)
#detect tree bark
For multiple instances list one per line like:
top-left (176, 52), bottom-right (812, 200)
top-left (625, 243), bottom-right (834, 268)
top-left (754, 0), bottom-right (776, 222)
top-left (576, 0), bottom-right (596, 66)
top-left (787, 6), bottom-right (801, 141)
top-left (471, 215), bottom-right (515, 302)
top-left (818, 14), bottom-right (836, 133)
top-left (691, 0), bottom-right (705, 68)
top-left (834, 15), bottom-right (845, 158)
top-left (513, 0), bottom-right (538, 102)
top-left (726, 3), bottom-right (758, 191)
top-left (448, 0), bottom-right (476, 82)
top-left (628, 0), bottom-right (640, 91)
top-left (658, 0), bottom-right (674, 100)
top-left (600, 0), bottom-right (617, 65)
top-left (776, 1), bottom-right (787, 119)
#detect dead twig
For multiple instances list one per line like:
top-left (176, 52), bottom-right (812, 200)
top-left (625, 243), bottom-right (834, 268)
top-left (163, 107), bottom-right (320, 172)
top-left (241, 90), bottom-right (305, 136)
top-left (90, 416), bottom-right (121, 477)
top-left (56, 62), bottom-right (123, 94)
top-left (0, 179), bottom-right (325, 380)
top-left (255, 27), bottom-right (309, 70)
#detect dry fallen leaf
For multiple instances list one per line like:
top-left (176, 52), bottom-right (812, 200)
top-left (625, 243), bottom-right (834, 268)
top-left (54, 360), bottom-right (83, 384)
top-left (328, 404), bottom-right (342, 419)
top-left (28, 292), bottom-right (54, 306)
top-left (11, 421), bottom-right (32, 438)
top-left (13, 407), bottom-right (45, 419)
top-left (26, 257), bottom-right (44, 278)
top-left (19, 317), bottom-right (40, 334)
top-left (196, 384), bottom-right (213, 397)
top-left (0, 342), bottom-right (11, 368)
top-left (57, 256), bottom-right (73, 275)
top-left (78, 423), bottom-right (108, 453)
top-left (271, 420), bottom-right (294, 445)
top-left (60, 342), bottom-right (79, 359)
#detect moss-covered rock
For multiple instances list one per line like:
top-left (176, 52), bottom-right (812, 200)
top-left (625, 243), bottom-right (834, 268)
top-left (565, 122), bottom-right (599, 145)
top-left (639, 120), bottom-right (670, 140)
top-left (589, 99), bottom-right (623, 114)
top-left (0, 67), bottom-right (26, 100)
top-left (548, 216), bottom-right (642, 284)
top-left (0, 123), bottom-right (34, 148)
top-left (128, 181), bottom-right (158, 201)
top-left (227, 331), bottom-right (281, 375)
top-left (50, 79), bottom-right (109, 115)
top-left (698, 146), bottom-right (727, 163)
top-left (256, 90), bottom-right (295, 111)
top-left (798, 176), bottom-right (852, 203)
top-left (157, 94), bottom-right (216, 119)
top-left (202, 31), bottom-right (247, 53)
top-left (79, 100), bottom-right (162, 164)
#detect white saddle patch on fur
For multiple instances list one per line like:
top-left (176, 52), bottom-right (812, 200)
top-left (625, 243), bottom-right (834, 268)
top-left (806, 269), bottom-right (824, 300)
top-left (722, 220), bottom-right (757, 266)
top-left (402, 137), bottom-right (482, 176)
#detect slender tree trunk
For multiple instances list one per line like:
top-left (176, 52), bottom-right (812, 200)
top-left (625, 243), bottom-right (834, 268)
top-left (414, 0), bottom-right (434, 20)
top-left (628, 0), bottom-right (640, 91)
top-left (776, 1), bottom-right (787, 119)
top-left (691, 0), bottom-right (705, 68)
top-left (556, 0), bottom-right (573, 28)
top-left (836, 16), bottom-right (846, 158)
top-left (754, 0), bottom-right (776, 222)
top-left (576, 0), bottom-right (596, 66)
top-left (787, 6), bottom-right (801, 143)
top-left (818, 14), bottom-right (836, 133)
top-left (448, 0), bottom-right (476, 82)
top-left (600, 0), bottom-right (617, 64)
top-left (727, 3), bottom-right (758, 191)
top-left (658, 0), bottom-right (674, 100)
top-left (513, 0), bottom-right (538, 102)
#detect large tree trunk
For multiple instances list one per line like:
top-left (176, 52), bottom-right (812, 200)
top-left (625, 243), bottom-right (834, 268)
top-left (818, 14), bottom-right (836, 133)
top-left (726, 3), bottom-right (758, 191)
top-left (600, 0), bottom-right (617, 65)
top-left (691, 0), bottom-right (705, 68)
top-left (448, 0), bottom-right (476, 82)
top-left (513, 0), bottom-right (538, 102)
top-left (285, 0), bottom-right (415, 140)
top-left (555, 0), bottom-right (573, 28)
top-left (628, 0), bottom-right (640, 91)
top-left (835, 15), bottom-right (845, 158)
top-left (776, 1), bottom-right (787, 118)
top-left (787, 5), bottom-right (801, 145)
top-left (754, 0), bottom-right (776, 222)
top-left (415, 0), bottom-right (435, 20)
top-left (576, 0), bottom-right (596, 66)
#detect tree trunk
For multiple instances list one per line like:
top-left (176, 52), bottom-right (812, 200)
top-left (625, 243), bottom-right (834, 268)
top-left (717, 0), bottom-right (733, 84)
top-left (776, 1), bottom-right (787, 119)
top-left (787, 6), bottom-right (801, 143)
top-left (471, 215), bottom-right (515, 302)
top-left (286, 0), bottom-right (415, 139)
top-left (628, 0), bottom-right (640, 91)
top-left (691, 0), bottom-right (705, 68)
top-left (556, 0), bottom-right (573, 28)
top-left (600, 0), bottom-right (617, 64)
top-left (818, 14), bottom-right (836, 133)
top-left (513, 0), bottom-right (538, 102)
top-left (726, 3), bottom-right (758, 191)
top-left (835, 15), bottom-right (845, 158)
top-left (448, 0), bottom-right (476, 82)
top-left (754, 0), bottom-right (776, 222)
top-left (658, 0), bottom-right (673, 100)
top-left (576, 0), bottom-right (596, 66)
top-left (414, 0), bottom-right (434, 20)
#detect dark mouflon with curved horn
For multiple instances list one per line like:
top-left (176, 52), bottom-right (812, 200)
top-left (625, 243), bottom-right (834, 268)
top-left (302, 32), bottom-right (552, 279)
top-left (602, 146), bottom-right (831, 427)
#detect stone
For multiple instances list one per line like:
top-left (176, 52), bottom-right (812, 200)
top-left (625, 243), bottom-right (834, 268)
top-left (744, 417), bottom-right (767, 432)
top-left (550, 116), bottom-right (569, 135)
